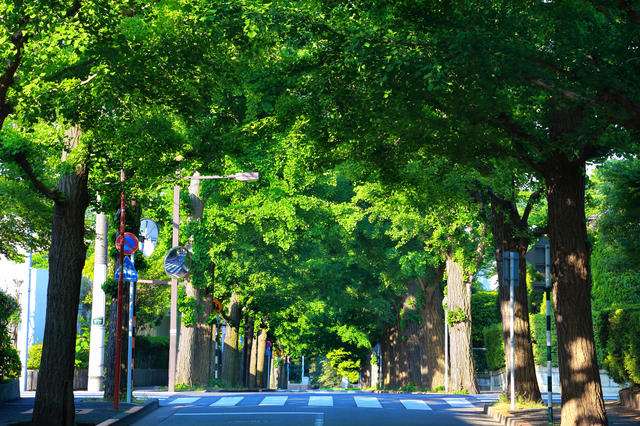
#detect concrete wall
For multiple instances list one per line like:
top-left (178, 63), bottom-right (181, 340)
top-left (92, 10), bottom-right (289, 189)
top-left (25, 369), bottom-right (169, 390)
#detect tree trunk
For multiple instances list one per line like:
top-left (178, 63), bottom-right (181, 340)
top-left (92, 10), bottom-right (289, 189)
top-left (446, 255), bottom-right (479, 394)
top-left (255, 329), bottom-right (267, 387)
top-left (103, 289), bottom-right (130, 400)
top-left (242, 320), bottom-right (254, 387)
top-left (545, 156), bottom-right (606, 425)
top-left (221, 292), bottom-right (242, 387)
top-left (176, 174), bottom-right (214, 386)
top-left (32, 168), bottom-right (89, 426)
top-left (491, 200), bottom-right (542, 401)
top-left (248, 324), bottom-right (259, 388)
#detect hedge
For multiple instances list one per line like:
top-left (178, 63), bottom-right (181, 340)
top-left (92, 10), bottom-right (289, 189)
top-left (530, 297), bottom-right (559, 367)
top-left (471, 291), bottom-right (500, 347)
top-left (596, 305), bottom-right (640, 385)
top-left (134, 335), bottom-right (169, 369)
top-left (0, 290), bottom-right (21, 382)
top-left (483, 323), bottom-right (505, 371)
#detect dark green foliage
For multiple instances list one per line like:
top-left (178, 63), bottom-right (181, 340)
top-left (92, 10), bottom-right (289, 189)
top-left (473, 349), bottom-right (489, 373)
top-left (134, 336), bottom-right (170, 369)
top-left (471, 291), bottom-right (500, 347)
top-left (74, 318), bottom-right (90, 369)
top-left (596, 306), bottom-right (640, 385)
top-left (0, 290), bottom-right (21, 381)
top-left (309, 356), bottom-right (341, 389)
top-left (530, 301), bottom-right (558, 367)
top-left (483, 323), bottom-right (505, 371)
top-left (326, 348), bottom-right (360, 384)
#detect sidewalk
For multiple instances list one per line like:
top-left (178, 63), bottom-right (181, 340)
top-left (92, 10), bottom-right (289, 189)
top-left (485, 401), bottom-right (640, 425)
top-left (0, 391), bottom-right (158, 426)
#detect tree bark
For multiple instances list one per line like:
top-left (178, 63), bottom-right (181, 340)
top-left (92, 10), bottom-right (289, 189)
top-left (32, 166), bottom-right (89, 425)
top-left (248, 323), bottom-right (259, 388)
top-left (103, 290), bottom-right (130, 400)
top-left (221, 292), bottom-right (242, 387)
top-left (242, 320), bottom-right (254, 387)
top-left (491, 198), bottom-right (542, 401)
top-left (545, 155), bottom-right (606, 425)
top-left (446, 255), bottom-right (479, 394)
top-left (255, 329), bottom-right (267, 388)
top-left (176, 174), bottom-right (214, 386)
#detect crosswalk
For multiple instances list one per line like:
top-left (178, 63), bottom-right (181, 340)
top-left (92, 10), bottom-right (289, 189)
top-left (163, 394), bottom-right (497, 411)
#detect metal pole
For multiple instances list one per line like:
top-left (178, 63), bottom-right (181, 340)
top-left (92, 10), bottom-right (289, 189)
top-left (266, 353), bottom-right (271, 389)
top-left (168, 185), bottom-right (179, 392)
top-left (126, 256), bottom-right (135, 403)
top-left (301, 355), bottom-right (304, 382)
top-left (21, 251), bottom-right (32, 392)
top-left (509, 253), bottom-right (515, 411)
top-left (545, 244), bottom-right (553, 424)
top-left (88, 212), bottom-right (107, 392)
top-left (114, 169), bottom-right (126, 409)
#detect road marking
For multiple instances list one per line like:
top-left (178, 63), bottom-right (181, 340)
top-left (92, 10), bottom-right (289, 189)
top-left (259, 396), bottom-right (288, 406)
top-left (169, 397), bottom-right (199, 405)
top-left (176, 412), bottom-right (325, 416)
top-left (444, 397), bottom-right (474, 408)
top-left (354, 396), bottom-right (382, 408)
top-left (400, 399), bottom-right (432, 410)
top-left (308, 396), bottom-right (333, 406)
top-left (210, 396), bottom-right (244, 406)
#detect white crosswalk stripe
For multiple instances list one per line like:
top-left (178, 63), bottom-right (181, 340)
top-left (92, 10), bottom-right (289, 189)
top-left (308, 396), bottom-right (333, 406)
top-left (400, 399), bottom-right (432, 410)
top-left (169, 397), bottom-right (200, 405)
top-left (210, 396), bottom-right (244, 407)
top-left (259, 396), bottom-right (288, 406)
top-left (443, 398), bottom-right (474, 408)
top-left (353, 396), bottom-right (382, 408)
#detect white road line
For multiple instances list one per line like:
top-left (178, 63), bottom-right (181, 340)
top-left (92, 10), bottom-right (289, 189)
top-left (354, 396), bottom-right (382, 408)
top-left (210, 396), bottom-right (244, 407)
top-left (308, 396), bottom-right (333, 406)
top-left (169, 397), bottom-right (199, 405)
top-left (400, 399), bottom-right (432, 410)
top-left (259, 396), bottom-right (288, 406)
top-left (444, 398), bottom-right (474, 408)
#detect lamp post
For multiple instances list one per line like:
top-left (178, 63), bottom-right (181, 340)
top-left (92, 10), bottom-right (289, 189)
top-left (167, 171), bottom-right (258, 392)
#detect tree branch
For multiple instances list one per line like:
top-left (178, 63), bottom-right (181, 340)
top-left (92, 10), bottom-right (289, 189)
top-left (521, 189), bottom-right (542, 225)
top-left (12, 153), bottom-right (62, 202)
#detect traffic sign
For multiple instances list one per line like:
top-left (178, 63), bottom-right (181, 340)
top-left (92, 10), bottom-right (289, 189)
top-left (139, 218), bottom-right (159, 258)
top-left (525, 237), bottom-right (550, 278)
top-left (116, 232), bottom-right (139, 255)
top-left (163, 246), bottom-right (191, 279)
top-left (266, 341), bottom-right (272, 348)
top-left (115, 256), bottom-right (138, 282)
top-left (503, 251), bottom-right (519, 287)
top-left (213, 298), bottom-right (223, 313)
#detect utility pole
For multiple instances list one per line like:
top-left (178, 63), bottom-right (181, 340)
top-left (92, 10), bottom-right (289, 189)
top-left (88, 212), bottom-right (108, 392)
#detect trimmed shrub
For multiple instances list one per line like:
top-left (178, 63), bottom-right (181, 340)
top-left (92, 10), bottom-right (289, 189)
top-left (27, 344), bottom-right (42, 369)
top-left (471, 291), bottom-right (500, 347)
top-left (597, 305), bottom-right (640, 385)
top-left (134, 335), bottom-right (169, 369)
top-left (483, 323), bottom-right (505, 371)
top-left (530, 298), bottom-right (558, 367)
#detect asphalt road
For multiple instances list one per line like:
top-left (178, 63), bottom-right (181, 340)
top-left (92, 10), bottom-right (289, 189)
top-left (131, 390), bottom-right (503, 426)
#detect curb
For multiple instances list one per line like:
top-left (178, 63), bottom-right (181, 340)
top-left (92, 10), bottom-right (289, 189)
top-left (95, 398), bottom-right (159, 426)
top-left (484, 403), bottom-right (551, 426)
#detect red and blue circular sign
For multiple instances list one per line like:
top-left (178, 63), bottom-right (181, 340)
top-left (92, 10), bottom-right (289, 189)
top-left (116, 232), bottom-right (139, 255)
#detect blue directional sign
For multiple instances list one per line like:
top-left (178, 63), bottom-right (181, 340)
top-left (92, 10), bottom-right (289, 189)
top-left (115, 256), bottom-right (138, 282)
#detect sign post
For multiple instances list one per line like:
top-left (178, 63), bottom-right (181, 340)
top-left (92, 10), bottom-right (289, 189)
top-left (114, 169), bottom-right (125, 410)
top-left (503, 251), bottom-right (519, 411)
top-left (265, 341), bottom-right (272, 389)
top-left (442, 296), bottom-right (448, 393)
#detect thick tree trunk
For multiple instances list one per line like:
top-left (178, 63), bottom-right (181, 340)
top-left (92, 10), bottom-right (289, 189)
top-left (491, 201), bottom-right (542, 401)
top-left (446, 255), bottom-right (479, 394)
top-left (221, 293), bottom-right (242, 387)
top-left (545, 157), bottom-right (606, 425)
top-left (255, 329), bottom-right (267, 388)
top-left (242, 320), bottom-right (254, 387)
top-left (32, 168), bottom-right (89, 426)
top-left (248, 324), bottom-right (259, 388)
top-left (380, 269), bottom-right (445, 390)
top-left (103, 290), bottom-right (130, 400)
top-left (176, 174), bottom-right (214, 386)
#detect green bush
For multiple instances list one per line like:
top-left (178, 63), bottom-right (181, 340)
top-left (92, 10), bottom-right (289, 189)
top-left (483, 323), bottom-right (505, 371)
top-left (27, 344), bottom-right (42, 369)
top-left (529, 298), bottom-right (558, 367)
top-left (471, 291), bottom-right (500, 347)
top-left (0, 290), bottom-right (21, 382)
top-left (597, 305), bottom-right (640, 385)
top-left (310, 356), bottom-right (341, 388)
top-left (134, 335), bottom-right (170, 369)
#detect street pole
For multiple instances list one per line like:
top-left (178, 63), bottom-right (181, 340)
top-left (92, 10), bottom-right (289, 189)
top-left (545, 244), bottom-right (553, 424)
top-left (301, 355), bottom-right (304, 383)
top-left (126, 256), bottom-right (135, 403)
top-left (443, 296), bottom-right (448, 393)
top-left (88, 212), bottom-right (108, 392)
top-left (20, 251), bottom-right (32, 392)
top-left (114, 169), bottom-right (126, 409)
top-left (168, 185), bottom-right (179, 393)
top-left (508, 252), bottom-right (518, 411)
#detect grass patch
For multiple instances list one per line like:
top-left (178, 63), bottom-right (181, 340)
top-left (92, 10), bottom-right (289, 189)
top-left (494, 393), bottom-right (558, 410)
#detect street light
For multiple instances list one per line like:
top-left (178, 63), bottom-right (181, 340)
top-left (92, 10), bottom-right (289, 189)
top-left (167, 171), bottom-right (258, 392)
